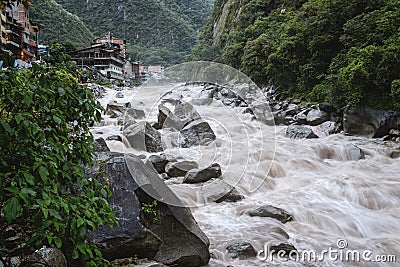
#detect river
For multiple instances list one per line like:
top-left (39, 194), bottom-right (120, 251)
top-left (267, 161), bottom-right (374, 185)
top-left (90, 63), bottom-right (400, 267)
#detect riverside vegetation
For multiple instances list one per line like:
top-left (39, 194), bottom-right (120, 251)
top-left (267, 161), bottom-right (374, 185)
top-left (0, 43), bottom-right (117, 266)
top-left (191, 0), bottom-right (400, 111)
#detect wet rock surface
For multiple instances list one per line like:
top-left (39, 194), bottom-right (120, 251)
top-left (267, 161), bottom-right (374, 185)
top-left (226, 242), bottom-right (256, 260)
top-left (286, 125), bottom-right (318, 139)
top-left (343, 107), bottom-right (399, 138)
top-left (91, 155), bottom-right (210, 266)
top-left (183, 163), bottom-right (222, 184)
top-left (124, 122), bottom-right (164, 153)
top-left (165, 161), bottom-right (199, 177)
top-left (248, 205), bottom-right (293, 223)
top-left (202, 179), bottom-right (244, 203)
top-left (179, 119), bottom-right (216, 147)
top-left (28, 247), bottom-right (67, 267)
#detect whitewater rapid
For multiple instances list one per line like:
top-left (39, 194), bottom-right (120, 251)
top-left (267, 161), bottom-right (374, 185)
top-left (91, 81), bottom-right (400, 267)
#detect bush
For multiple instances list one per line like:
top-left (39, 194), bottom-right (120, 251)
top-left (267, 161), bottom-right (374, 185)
top-left (0, 65), bottom-right (116, 266)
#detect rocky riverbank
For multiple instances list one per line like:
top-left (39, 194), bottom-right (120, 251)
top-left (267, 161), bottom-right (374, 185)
top-left (83, 80), bottom-right (400, 266)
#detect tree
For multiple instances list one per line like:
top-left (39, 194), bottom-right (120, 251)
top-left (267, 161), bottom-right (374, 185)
top-left (0, 65), bottom-right (116, 266)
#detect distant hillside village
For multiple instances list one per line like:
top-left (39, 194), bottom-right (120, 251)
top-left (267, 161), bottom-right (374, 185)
top-left (69, 33), bottom-right (164, 82)
top-left (0, 2), bottom-right (163, 82)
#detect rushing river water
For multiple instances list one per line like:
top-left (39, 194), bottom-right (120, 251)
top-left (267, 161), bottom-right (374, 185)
top-left (91, 65), bottom-right (400, 267)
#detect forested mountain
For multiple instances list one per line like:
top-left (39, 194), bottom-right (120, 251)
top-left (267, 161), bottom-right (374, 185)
top-left (192, 0), bottom-right (400, 111)
top-left (30, 0), bottom-right (94, 49)
top-left (31, 0), bottom-right (214, 66)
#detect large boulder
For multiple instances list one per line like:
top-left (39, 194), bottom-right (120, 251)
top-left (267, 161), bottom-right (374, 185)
top-left (106, 101), bottom-right (130, 118)
top-left (92, 156), bottom-right (161, 261)
top-left (286, 125), bottom-right (318, 139)
top-left (343, 107), bottom-right (400, 138)
top-left (313, 121), bottom-right (339, 137)
top-left (165, 161), bottom-right (199, 177)
top-left (192, 89), bottom-right (214, 106)
top-left (148, 154), bottom-right (170, 174)
top-left (154, 104), bottom-right (175, 130)
top-left (318, 102), bottom-right (335, 114)
top-left (183, 163), bottom-right (222, 184)
top-left (124, 122), bottom-right (164, 153)
top-left (248, 205), bottom-right (293, 223)
top-left (307, 109), bottom-right (329, 126)
top-left (160, 91), bottom-right (182, 104)
top-left (93, 155), bottom-right (210, 267)
top-left (344, 144), bottom-right (365, 161)
top-left (174, 102), bottom-right (201, 127)
top-left (125, 107), bottom-right (146, 120)
top-left (202, 179), bottom-right (244, 203)
top-left (155, 102), bottom-right (201, 131)
top-left (29, 247), bottom-right (67, 267)
top-left (179, 119), bottom-right (216, 148)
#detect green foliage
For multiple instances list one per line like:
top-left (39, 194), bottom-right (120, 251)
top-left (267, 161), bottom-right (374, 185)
top-left (141, 200), bottom-right (158, 223)
top-left (194, 0), bottom-right (400, 110)
top-left (0, 65), bottom-right (116, 266)
top-left (30, 0), bottom-right (93, 49)
top-left (391, 80), bottom-right (400, 110)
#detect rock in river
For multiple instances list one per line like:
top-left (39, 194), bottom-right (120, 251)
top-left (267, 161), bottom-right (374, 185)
top-left (124, 122), bottom-right (164, 153)
top-left (92, 155), bottom-right (210, 267)
top-left (179, 119), bottom-right (216, 148)
top-left (286, 125), bottom-right (318, 139)
top-left (248, 205), bottom-right (293, 223)
top-left (183, 163), bottom-right (222, 184)
top-left (226, 242), bottom-right (256, 260)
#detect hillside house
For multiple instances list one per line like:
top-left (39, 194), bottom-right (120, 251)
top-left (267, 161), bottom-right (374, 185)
top-left (69, 42), bottom-right (125, 80)
top-left (1, 1), bottom-right (38, 61)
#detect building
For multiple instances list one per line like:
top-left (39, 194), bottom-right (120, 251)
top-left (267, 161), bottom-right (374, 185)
top-left (16, 2), bottom-right (38, 61)
top-left (0, 8), bottom-right (6, 51)
top-left (132, 61), bottom-right (142, 81)
top-left (93, 33), bottom-right (126, 58)
top-left (69, 42), bottom-right (125, 80)
top-left (1, 1), bottom-right (38, 61)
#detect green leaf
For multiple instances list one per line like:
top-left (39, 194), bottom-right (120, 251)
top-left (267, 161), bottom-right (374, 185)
top-left (100, 188), bottom-right (107, 198)
top-left (5, 186), bottom-right (19, 194)
top-left (3, 197), bottom-right (22, 223)
top-left (42, 208), bottom-right (49, 219)
top-left (15, 114), bottom-right (23, 124)
top-left (53, 115), bottom-right (62, 124)
top-left (39, 166), bottom-right (49, 181)
top-left (21, 188), bottom-right (36, 196)
top-left (24, 94), bottom-right (32, 107)
top-left (58, 87), bottom-right (65, 96)
top-left (49, 209), bottom-right (62, 220)
top-left (54, 237), bottom-right (62, 248)
top-left (32, 124), bottom-right (40, 136)
top-left (1, 121), bottom-right (13, 134)
top-left (77, 218), bottom-right (85, 228)
top-left (72, 248), bottom-right (79, 260)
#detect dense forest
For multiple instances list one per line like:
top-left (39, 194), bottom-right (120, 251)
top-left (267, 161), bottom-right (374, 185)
top-left (30, 0), bottom-right (214, 66)
top-left (191, 0), bottom-right (400, 111)
top-left (30, 0), bottom-right (93, 49)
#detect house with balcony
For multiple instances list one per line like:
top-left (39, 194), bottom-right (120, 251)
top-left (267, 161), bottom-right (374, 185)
top-left (69, 42), bottom-right (125, 80)
top-left (1, 1), bottom-right (38, 61)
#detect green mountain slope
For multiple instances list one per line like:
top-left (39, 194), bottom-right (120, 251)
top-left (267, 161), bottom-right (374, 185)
top-left (30, 0), bottom-right (94, 49)
top-left (192, 0), bottom-right (400, 111)
top-left (51, 0), bottom-right (214, 65)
